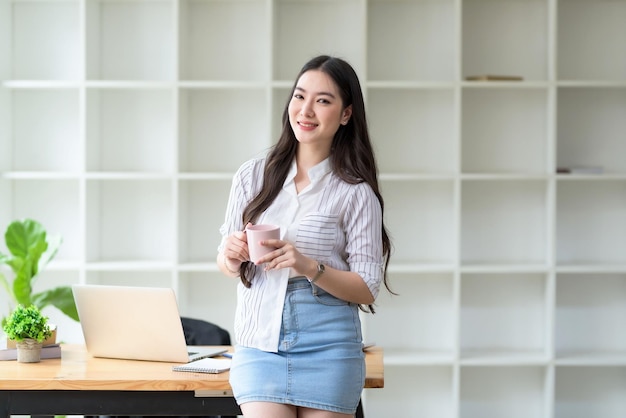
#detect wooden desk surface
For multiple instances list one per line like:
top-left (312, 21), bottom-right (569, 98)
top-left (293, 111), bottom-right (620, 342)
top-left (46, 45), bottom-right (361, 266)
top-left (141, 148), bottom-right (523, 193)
top-left (0, 344), bottom-right (384, 391)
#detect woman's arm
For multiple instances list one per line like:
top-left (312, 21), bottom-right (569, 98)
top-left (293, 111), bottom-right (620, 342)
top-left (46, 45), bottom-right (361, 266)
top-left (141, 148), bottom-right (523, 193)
top-left (217, 159), bottom-right (262, 277)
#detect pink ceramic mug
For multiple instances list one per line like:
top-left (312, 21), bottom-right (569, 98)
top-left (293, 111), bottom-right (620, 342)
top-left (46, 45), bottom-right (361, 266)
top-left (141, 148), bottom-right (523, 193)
top-left (246, 224), bottom-right (280, 264)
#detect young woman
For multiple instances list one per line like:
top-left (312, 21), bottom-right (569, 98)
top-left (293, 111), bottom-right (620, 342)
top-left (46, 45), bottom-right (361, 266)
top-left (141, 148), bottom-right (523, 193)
top-left (218, 55), bottom-right (392, 418)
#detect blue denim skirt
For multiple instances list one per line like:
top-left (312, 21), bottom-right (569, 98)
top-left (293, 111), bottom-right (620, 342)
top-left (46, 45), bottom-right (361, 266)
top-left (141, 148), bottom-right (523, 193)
top-left (229, 277), bottom-right (365, 414)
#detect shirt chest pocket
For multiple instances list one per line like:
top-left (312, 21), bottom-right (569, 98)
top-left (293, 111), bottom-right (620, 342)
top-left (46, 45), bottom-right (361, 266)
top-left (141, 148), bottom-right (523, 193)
top-left (295, 213), bottom-right (339, 260)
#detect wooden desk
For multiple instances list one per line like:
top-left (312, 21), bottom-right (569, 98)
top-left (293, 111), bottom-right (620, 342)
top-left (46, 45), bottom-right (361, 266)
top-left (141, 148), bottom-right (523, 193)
top-left (0, 344), bottom-right (383, 417)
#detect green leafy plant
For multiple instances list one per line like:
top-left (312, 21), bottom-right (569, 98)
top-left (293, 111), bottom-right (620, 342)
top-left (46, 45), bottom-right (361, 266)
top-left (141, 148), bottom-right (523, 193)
top-left (3, 304), bottom-right (52, 342)
top-left (0, 219), bottom-right (78, 325)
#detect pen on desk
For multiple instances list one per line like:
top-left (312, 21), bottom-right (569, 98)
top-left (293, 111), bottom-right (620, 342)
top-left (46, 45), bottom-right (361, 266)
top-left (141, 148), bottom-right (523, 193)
top-left (222, 352), bottom-right (233, 358)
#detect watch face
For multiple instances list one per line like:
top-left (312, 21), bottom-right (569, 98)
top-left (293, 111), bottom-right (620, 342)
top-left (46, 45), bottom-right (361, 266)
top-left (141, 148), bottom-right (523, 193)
top-left (308, 263), bottom-right (324, 283)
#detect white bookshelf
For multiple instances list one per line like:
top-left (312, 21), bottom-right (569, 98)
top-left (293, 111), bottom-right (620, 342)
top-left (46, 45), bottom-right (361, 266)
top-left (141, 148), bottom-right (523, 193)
top-left (1, 0), bottom-right (626, 417)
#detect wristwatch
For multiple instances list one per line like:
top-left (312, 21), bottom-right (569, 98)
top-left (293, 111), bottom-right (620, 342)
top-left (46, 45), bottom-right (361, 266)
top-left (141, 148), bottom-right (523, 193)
top-left (308, 263), bottom-right (325, 284)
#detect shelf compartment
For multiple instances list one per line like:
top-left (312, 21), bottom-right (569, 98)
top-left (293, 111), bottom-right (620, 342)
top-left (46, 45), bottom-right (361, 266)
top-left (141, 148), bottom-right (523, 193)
top-left (461, 180), bottom-right (548, 264)
top-left (558, 0), bottom-right (626, 81)
top-left (367, 0), bottom-right (456, 82)
top-left (382, 348), bottom-right (455, 366)
top-left (460, 366), bottom-right (548, 418)
top-left (557, 87), bottom-right (626, 174)
top-left (177, 271), bottom-right (237, 339)
top-left (11, 88), bottom-right (81, 172)
top-left (178, 0), bottom-right (269, 81)
top-left (555, 273), bottom-right (626, 361)
top-left (178, 179), bottom-right (231, 263)
top-left (462, 0), bottom-right (548, 81)
top-left (381, 179), bottom-right (456, 264)
top-left (7, 179), bottom-right (81, 262)
top-left (460, 273), bottom-right (549, 359)
top-left (555, 366), bottom-right (626, 418)
top-left (365, 365), bottom-right (454, 418)
top-left (273, 0), bottom-right (365, 81)
top-left (86, 0), bottom-right (175, 80)
top-left (556, 180), bottom-right (626, 265)
top-left (364, 272), bottom-right (456, 355)
top-left (11, 1), bottom-right (81, 80)
top-left (462, 88), bottom-right (548, 174)
top-left (368, 88), bottom-right (457, 174)
top-left (86, 87), bottom-right (175, 173)
top-left (178, 87), bottom-right (270, 172)
top-left (85, 179), bottom-right (174, 262)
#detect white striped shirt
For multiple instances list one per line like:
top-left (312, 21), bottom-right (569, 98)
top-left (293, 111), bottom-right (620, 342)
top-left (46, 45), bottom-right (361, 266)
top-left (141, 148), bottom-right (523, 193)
top-left (219, 157), bottom-right (384, 352)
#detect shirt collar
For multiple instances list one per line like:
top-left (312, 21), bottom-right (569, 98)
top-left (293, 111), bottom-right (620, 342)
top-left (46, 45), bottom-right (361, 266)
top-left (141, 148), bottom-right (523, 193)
top-left (308, 157), bottom-right (332, 183)
top-left (284, 157), bottom-right (332, 189)
top-left (286, 159), bottom-right (298, 186)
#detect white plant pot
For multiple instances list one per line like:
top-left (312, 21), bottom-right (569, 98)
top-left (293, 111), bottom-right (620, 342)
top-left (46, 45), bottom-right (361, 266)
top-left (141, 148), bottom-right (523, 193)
top-left (16, 338), bottom-right (43, 363)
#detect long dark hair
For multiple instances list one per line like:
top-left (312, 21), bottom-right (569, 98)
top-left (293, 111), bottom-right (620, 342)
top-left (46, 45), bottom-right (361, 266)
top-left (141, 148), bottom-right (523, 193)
top-left (238, 55), bottom-right (393, 311)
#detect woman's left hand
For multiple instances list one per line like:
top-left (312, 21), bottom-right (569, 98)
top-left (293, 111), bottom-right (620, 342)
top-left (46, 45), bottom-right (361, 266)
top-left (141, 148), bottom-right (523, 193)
top-left (257, 239), bottom-right (316, 277)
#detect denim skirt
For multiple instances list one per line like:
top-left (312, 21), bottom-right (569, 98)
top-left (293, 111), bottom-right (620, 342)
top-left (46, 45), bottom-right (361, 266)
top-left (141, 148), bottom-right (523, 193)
top-left (229, 277), bottom-right (365, 414)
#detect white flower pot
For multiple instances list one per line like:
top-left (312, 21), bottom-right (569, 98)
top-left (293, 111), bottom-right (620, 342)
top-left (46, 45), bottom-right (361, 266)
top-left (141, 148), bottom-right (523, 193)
top-left (16, 338), bottom-right (43, 363)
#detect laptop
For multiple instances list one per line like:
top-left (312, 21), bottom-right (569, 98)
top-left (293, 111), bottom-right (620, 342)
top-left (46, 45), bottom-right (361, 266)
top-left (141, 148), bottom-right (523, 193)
top-left (72, 284), bottom-right (227, 363)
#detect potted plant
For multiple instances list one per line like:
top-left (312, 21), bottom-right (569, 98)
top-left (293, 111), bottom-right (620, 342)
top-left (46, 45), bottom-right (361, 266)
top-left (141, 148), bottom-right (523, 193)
top-left (0, 219), bottom-right (79, 346)
top-left (3, 304), bottom-right (52, 362)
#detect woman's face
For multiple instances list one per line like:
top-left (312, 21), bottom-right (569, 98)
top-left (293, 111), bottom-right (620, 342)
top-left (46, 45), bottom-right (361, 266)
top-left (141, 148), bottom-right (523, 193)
top-left (288, 70), bottom-right (352, 151)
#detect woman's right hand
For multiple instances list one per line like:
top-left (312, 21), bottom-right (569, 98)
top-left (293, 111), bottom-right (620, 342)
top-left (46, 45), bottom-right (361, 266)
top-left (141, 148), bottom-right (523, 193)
top-left (222, 223), bottom-right (251, 266)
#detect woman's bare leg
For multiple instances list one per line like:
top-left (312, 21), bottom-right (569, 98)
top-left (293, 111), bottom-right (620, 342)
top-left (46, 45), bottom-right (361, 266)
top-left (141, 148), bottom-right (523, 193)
top-left (240, 401), bottom-right (297, 418)
top-left (298, 406), bottom-right (353, 418)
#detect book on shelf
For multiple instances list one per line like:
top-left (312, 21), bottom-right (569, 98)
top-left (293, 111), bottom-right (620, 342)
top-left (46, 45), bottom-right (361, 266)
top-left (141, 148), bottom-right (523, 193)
top-left (557, 166), bottom-right (604, 174)
top-left (172, 357), bottom-right (231, 374)
top-left (465, 75), bottom-right (524, 81)
top-left (0, 343), bottom-right (62, 361)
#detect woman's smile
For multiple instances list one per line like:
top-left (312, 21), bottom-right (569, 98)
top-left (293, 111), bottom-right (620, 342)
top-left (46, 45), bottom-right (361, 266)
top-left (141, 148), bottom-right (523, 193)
top-left (297, 121), bottom-right (318, 130)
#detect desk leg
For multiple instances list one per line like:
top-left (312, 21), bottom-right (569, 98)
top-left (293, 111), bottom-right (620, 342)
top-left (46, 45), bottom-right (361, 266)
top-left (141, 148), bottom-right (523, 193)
top-left (0, 393), bottom-right (8, 418)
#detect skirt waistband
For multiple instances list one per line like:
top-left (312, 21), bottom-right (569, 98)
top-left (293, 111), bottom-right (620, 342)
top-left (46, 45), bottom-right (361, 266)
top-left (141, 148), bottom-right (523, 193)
top-left (287, 276), bottom-right (310, 290)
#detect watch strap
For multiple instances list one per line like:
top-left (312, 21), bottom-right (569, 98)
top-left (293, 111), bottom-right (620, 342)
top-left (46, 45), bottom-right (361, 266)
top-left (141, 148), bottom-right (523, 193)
top-left (308, 263), bottom-right (325, 284)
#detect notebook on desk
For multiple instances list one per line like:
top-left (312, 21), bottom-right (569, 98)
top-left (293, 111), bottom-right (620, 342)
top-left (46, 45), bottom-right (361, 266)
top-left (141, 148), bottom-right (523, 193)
top-left (72, 284), bottom-right (227, 363)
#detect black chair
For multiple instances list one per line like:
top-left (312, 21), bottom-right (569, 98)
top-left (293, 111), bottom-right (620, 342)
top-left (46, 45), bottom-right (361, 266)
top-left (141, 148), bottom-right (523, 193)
top-left (356, 398), bottom-right (364, 418)
top-left (181, 317), bottom-right (231, 346)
